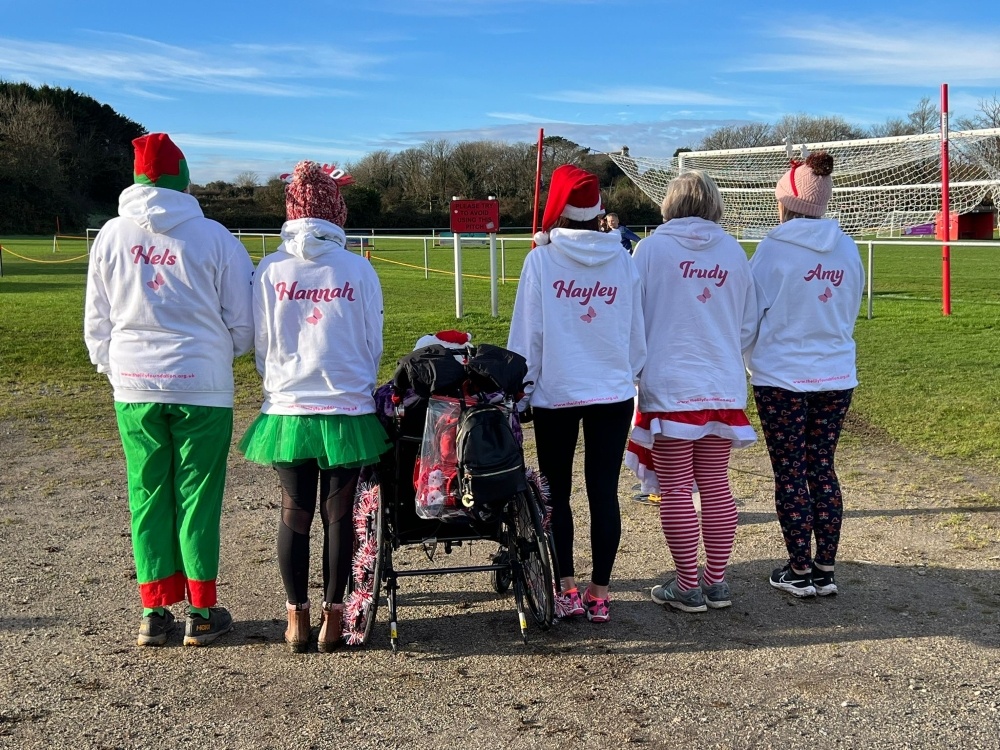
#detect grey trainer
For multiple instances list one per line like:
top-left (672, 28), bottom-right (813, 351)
top-left (183, 607), bottom-right (233, 646)
top-left (703, 581), bottom-right (732, 609)
top-left (651, 579), bottom-right (707, 613)
top-left (137, 609), bottom-right (175, 647)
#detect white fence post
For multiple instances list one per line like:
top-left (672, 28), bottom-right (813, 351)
top-left (453, 232), bottom-right (463, 318)
top-left (423, 237), bottom-right (429, 279)
top-left (867, 241), bottom-right (874, 320)
top-left (489, 233), bottom-right (498, 317)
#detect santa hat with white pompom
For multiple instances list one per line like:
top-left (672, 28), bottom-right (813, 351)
top-left (414, 329), bottom-right (472, 351)
top-left (533, 164), bottom-right (605, 246)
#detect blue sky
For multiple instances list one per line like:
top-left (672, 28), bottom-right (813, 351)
top-left (3, 0), bottom-right (999, 182)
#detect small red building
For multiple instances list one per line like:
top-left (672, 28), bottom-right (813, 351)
top-left (935, 204), bottom-right (996, 240)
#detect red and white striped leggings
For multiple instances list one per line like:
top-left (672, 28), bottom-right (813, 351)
top-left (651, 435), bottom-right (738, 590)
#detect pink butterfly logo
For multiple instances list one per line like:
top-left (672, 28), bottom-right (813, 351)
top-left (305, 307), bottom-right (323, 325)
top-left (580, 306), bottom-right (597, 323)
top-left (818, 287), bottom-right (833, 303)
top-left (146, 272), bottom-right (165, 291)
top-left (696, 287), bottom-right (711, 303)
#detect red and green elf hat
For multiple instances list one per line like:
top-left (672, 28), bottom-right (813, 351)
top-left (133, 133), bottom-right (190, 191)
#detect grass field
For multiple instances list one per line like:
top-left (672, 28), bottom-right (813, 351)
top-left (2, 233), bottom-right (999, 472)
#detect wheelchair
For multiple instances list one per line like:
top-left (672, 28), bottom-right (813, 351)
top-left (343, 343), bottom-right (557, 652)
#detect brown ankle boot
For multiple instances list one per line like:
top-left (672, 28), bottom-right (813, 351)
top-left (317, 603), bottom-right (344, 652)
top-left (285, 604), bottom-right (310, 653)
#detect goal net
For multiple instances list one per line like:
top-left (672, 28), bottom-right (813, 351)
top-left (608, 128), bottom-right (1000, 238)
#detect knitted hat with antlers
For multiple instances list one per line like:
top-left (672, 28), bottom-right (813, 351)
top-left (285, 160), bottom-right (348, 226)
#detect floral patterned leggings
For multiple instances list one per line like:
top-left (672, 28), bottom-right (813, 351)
top-left (753, 387), bottom-right (854, 570)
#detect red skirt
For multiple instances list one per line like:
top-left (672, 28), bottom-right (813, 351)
top-left (625, 408), bottom-right (756, 494)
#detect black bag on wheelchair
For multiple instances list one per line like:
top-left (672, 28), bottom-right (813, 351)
top-left (465, 343), bottom-right (529, 396)
top-left (456, 403), bottom-right (528, 519)
top-left (393, 344), bottom-right (467, 398)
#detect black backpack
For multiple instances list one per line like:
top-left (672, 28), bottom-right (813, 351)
top-left (393, 344), bottom-right (467, 398)
top-left (455, 403), bottom-right (527, 519)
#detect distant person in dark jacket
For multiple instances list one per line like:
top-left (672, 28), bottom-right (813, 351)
top-left (606, 213), bottom-right (642, 254)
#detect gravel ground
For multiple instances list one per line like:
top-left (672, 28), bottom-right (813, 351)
top-left (1, 409), bottom-right (999, 750)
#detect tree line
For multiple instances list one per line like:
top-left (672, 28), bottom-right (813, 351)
top-left (695, 97), bottom-right (1000, 153)
top-left (0, 82), bottom-right (144, 234)
top-left (3, 83), bottom-right (999, 235)
top-left (190, 136), bottom-right (661, 231)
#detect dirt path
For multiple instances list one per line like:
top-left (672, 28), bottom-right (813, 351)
top-left (1, 407), bottom-right (998, 749)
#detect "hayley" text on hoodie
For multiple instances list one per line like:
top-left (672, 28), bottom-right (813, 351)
top-left (552, 279), bottom-right (618, 306)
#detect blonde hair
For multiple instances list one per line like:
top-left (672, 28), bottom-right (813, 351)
top-left (661, 170), bottom-right (724, 223)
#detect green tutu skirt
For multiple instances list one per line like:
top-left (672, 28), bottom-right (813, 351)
top-left (238, 412), bottom-right (390, 470)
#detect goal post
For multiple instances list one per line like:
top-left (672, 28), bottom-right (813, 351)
top-left (86, 228), bottom-right (101, 252)
top-left (608, 127), bottom-right (1000, 239)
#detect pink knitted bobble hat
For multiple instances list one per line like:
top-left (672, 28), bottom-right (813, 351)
top-left (775, 152), bottom-right (834, 217)
top-left (285, 160), bottom-right (348, 226)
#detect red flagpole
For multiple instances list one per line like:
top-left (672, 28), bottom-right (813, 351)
top-left (531, 128), bottom-right (544, 249)
top-left (940, 83), bottom-right (951, 316)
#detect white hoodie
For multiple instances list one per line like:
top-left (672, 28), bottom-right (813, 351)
top-left (745, 218), bottom-right (864, 391)
top-left (84, 185), bottom-right (254, 407)
top-left (507, 228), bottom-right (646, 409)
top-left (632, 217), bottom-right (757, 412)
top-left (252, 218), bottom-right (383, 415)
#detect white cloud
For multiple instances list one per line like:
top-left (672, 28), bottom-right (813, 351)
top-left (744, 22), bottom-right (1000, 87)
top-left (122, 86), bottom-right (175, 102)
top-left (375, 0), bottom-right (605, 17)
top-left (386, 118), bottom-right (748, 157)
top-left (0, 33), bottom-right (385, 97)
top-left (183, 118), bottom-right (749, 182)
top-left (541, 87), bottom-right (743, 107)
top-left (173, 133), bottom-right (369, 159)
top-left (486, 112), bottom-right (579, 124)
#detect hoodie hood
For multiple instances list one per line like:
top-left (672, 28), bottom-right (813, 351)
top-left (119, 184), bottom-right (203, 234)
top-left (279, 218), bottom-right (348, 260)
top-left (547, 227), bottom-right (625, 267)
top-left (652, 216), bottom-right (731, 251)
top-left (766, 217), bottom-right (843, 253)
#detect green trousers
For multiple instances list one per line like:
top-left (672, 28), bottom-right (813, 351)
top-left (115, 402), bottom-right (233, 608)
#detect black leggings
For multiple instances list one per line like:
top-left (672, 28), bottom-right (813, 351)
top-left (532, 398), bottom-right (633, 587)
top-left (275, 461), bottom-right (360, 606)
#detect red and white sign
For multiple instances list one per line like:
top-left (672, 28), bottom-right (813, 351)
top-left (450, 199), bottom-right (500, 234)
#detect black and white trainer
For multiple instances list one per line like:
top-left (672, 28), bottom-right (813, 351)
top-left (812, 569), bottom-right (838, 596)
top-left (769, 565), bottom-right (816, 597)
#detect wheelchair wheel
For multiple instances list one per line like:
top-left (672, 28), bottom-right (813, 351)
top-left (489, 547), bottom-right (513, 594)
top-left (345, 481), bottom-right (386, 646)
top-left (510, 485), bottom-right (555, 630)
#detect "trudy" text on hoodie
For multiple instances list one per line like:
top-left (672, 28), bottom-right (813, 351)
top-left (679, 260), bottom-right (728, 287)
